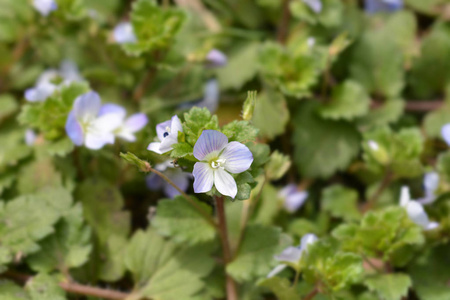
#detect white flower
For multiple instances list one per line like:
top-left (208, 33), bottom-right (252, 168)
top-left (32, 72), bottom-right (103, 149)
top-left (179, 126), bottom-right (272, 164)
top-left (418, 172), bottom-right (440, 204)
top-left (303, 0), bottom-right (322, 13)
top-left (268, 233), bottom-right (318, 278)
top-left (146, 160), bottom-right (192, 198)
top-left (113, 22), bottom-right (137, 44)
top-left (33, 0), bottom-right (57, 16)
top-left (399, 186), bottom-right (439, 231)
top-left (65, 92), bottom-right (123, 150)
top-left (147, 115), bottom-right (183, 154)
top-left (278, 184), bottom-right (308, 213)
top-left (368, 140), bottom-right (379, 151)
top-left (205, 49), bottom-right (227, 68)
top-left (192, 130), bottom-right (253, 199)
top-left (25, 129), bottom-right (37, 146)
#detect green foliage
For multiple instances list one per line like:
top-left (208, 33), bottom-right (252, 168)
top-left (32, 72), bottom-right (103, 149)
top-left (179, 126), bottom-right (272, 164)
top-left (125, 229), bottom-right (215, 300)
top-left (0, 94), bottom-right (18, 120)
top-left (242, 90), bottom-right (257, 121)
top-left (303, 239), bottom-right (364, 293)
top-left (253, 90), bottom-right (289, 140)
top-left (122, 0), bottom-right (185, 56)
top-left (227, 225), bottom-right (281, 282)
top-left (222, 120), bottom-right (259, 143)
top-left (364, 273), bottom-right (412, 300)
top-left (264, 151), bottom-right (291, 181)
top-left (292, 101), bottom-right (360, 179)
top-left (152, 195), bottom-right (216, 245)
top-left (182, 107), bottom-right (219, 146)
top-left (258, 277), bottom-right (301, 300)
top-left (25, 273), bottom-right (66, 300)
top-left (322, 185), bottom-right (361, 221)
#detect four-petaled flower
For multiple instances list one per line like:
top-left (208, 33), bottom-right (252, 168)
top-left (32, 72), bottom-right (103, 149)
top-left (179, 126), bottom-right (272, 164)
top-left (364, 0), bottom-right (403, 14)
top-left (192, 130), bottom-right (253, 199)
top-left (268, 233), bottom-right (318, 278)
top-left (113, 22), bottom-right (137, 44)
top-left (146, 160), bottom-right (192, 198)
top-left (147, 115), bottom-right (183, 154)
top-left (400, 186), bottom-right (439, 231)
top-left (25, 60), bottom-right (83, 102)
top-left (33, 0), bottom-right (57, 16)
top-left (278, 184), bottom-right (308, 213)
top-left (65, 92), bottom-right (124, 150)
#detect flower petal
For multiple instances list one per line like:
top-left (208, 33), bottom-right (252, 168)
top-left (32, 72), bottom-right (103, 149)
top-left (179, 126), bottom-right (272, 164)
top-left (425, 221), bottom-right (439, 231)
top-left (65, 111), bottom-right (84, 146)
top-left (170, 115), bottom-right (183, 134)
top-left (214, 168), bottom-right (237, 198)
top-left (399, 186), bottom-right (411, 207)
top-left (125, 113), bottom-right (148, 133)
top-left (267, 264), bottom-right (287, 278)
top-left (148, 142), bottom-right (163, 154)
top-left (164, 170), bottom-right (190, 198)
top-left (206, 49), bottom-right (227, 68)
top-left (274, 247), bottom-right (302, 263)
top-left (193, 130), bottom-right (228, 161)
top-left (113, 22), bottom-right (137, 44)
top-left (442, 124), bottom-right (450, 146)
top-left (156, 119), bottom-right (173, 141)
top-left (300, 233), bottom-right (318, 251)
top-left (406, 201), bottom-right (430, 228)
top-left (91, 113), bottom-right (123, 133)
top-left (73, 91), bottom-right (101, 121)
top-left (193, 162), bottom-right (214, 194)
top-left (221, 141), bottom-right (253, 173)
top-left (198, 79), bottom-right (219, 113)
top-left (85, 132), bottom-right (114, 150)
top-left (278, 184), bottom-right (297, 198)
top-left (99, 103), bottom-right (127, 119)
top-left (146, 174), bottom-right (164, 190)
top-left (25, 129), bottom-right (37, 146)
top-left (284, 191), bottom-right (308, 213)
top-left (423, 171), bottom-right (439, 198)
top-left (303, 0), bottom-right (322, 13)
top-left (159, 134), bottom-right (178, 153)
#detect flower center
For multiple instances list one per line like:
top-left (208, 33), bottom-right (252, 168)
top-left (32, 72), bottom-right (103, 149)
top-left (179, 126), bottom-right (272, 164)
top-left (210, 158), bottom-right (226, 169)
top-left (163, 126), bottom-right (171, 138)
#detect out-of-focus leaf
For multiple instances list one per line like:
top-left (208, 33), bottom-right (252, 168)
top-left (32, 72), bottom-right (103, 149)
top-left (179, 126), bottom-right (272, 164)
top-left (258, 277), bottom-right (301, 300)
top-left (222, 120), bottom-right (259, 143)
top-left (25, 273), bottom-right (66, 300)
top-left (0, 94), bottom-right (18, 120)
top-left (364, 273), bottom-right (411, 300)
top-left (253, 90), bottom-right (289, 140)
top-left (322, 185), bottom-right (361, 221)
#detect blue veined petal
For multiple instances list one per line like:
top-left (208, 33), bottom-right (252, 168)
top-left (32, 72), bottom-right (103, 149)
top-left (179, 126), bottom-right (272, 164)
top-left (193, 162), bottom-right (214, 193)
top-left (98, 103), bottom-right (127, 119)
top-left (214, 168), bottom-right (237, 198)
top-left (441, 123), bottom-right (450, 146)
top-left (113, 22), bottom-right (137, 44)
top-left (65, 111), bottom-right (84, 146)
top-left (73, 91), bottom-right (102, 121)
top-left (193, 130), bottom-right (228, 161)
top-left (220, 141), bottom-right (253, 174)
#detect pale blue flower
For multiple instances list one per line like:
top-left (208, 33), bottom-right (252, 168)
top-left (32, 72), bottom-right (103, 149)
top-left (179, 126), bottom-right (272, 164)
top-left (364, 0), bottom-right (403, 14)
top-left (303, 0), bottom-right (322, 13)
top-left (146, 160), bottom-right (191, 198)
top-left (192, 130), bottom-right (253, 198)
top-left (25, 60), bottom-right (82, 102)
top-left (98, 104), bottom-right (148, 142)
top-left (278, 184), bottom-right (308, 213)
top-left (441, 123), bottom-right (450, 146)
top-left (205, 49), bottom-right (227, 68)
top-left (65, 92), bottom-right (123, 150)
top-left (113, 22), bottom-right (137, 44)
top-left (418, 172), bottom-right (440, 204)
top-left (33, 0), bottom-right (57, 16)
top-left (25, 129), bottom-right (37, 146)
top-left (400, 186), bottom-right (439, 231)
top-left (268, 233), bottom-right (318, 278)
top-left (147, 115), bottom-right (183, 154)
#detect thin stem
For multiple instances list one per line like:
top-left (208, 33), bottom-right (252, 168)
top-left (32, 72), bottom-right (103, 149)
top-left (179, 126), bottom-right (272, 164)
top-left (132, 68), bottom-right (156, 102)
top-left (292, 269), bottom-right (301, 287)
top-left (215, 196), bottom-right (239, 300)
top-left (303, 287), bottom-right (319, 300)
top-left (362, 169), bottom-right (393, 213)
top-left (3, 271), bottom-right (128, 300)
top-left (148, 165), bottom-right (218, 229)
top-left (371, 100), bottom-right (444, 112)
top-left (276, 0), bottom-right (291, 44)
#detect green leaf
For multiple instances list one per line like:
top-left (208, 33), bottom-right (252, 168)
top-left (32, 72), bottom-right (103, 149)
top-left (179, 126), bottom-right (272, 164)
top-left (0, 187), bottom-right (72, 266)
top-left (264, 151), bottom-right (291, 181)
top-left (170, 142), bottom-right (194, 158)
top-left (357, 98), bottom-right (404, 128)
top-left (424, 103), bottom-right (450, 138)
top-left (322, 185), bottom-right (361, 221)
top-left (0, 280), bottom-right (29, 300)
top-left (227, 225), bottom-right (281, 282)
top-left (125, 229), bottom-right (215, 300)
top-left (253, 184), bottom-right (280, 225)
top-left (17, 158), bottom-right (63, 194)
top-left (152, 195), bottom-right (216, 246)
top-left (318, 80), bottom-right (370, 121)
top-left (120, 152), bottom-right (151, 172)
top-left (18, 82), bottom-right (89, 140)
top-left (364, 273), bottom-right (411, 300)
top-left (216, 42), bottom-right (260, 90)
top-left (292, 101), bottom-right (360, 179)
top-left (303, 239), bottom-right (364, 292)
top-left (45, 138), bottom-right (74, 157)
top-left (0, 129), bottom-right (32, 170)
top-left (122, 0), bottom-right (185, 56)
top-left (253, 90), bottom-right (289, 140)
top-left (27, 203), bottom-right (92, 273)
top-left (222, 120), bottom-right (259, 143)
top-left (437, 151), bottom-right (450, 183)
top-left (259, 277), bottom-right (301, 300)
top-left (183, 107), bottom-right (219, 145)
top-left (0, 94), bottom-right (18, 120)
top-left (25, 273), bottom-right (66, 300)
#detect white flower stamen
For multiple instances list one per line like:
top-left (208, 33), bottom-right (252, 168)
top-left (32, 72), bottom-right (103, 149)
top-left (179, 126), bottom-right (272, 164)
top-left (211, 159), bottom-right (226, 169)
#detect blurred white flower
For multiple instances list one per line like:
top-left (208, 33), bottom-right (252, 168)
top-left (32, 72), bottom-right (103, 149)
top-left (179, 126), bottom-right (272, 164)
top-left (278, 184), bottom-right (308, 213)
top-left (113, 22), bottom-right (137, 44)
top-left (400, 186), bottom-right (439, 231)
top-left (33, 0), bottom-right (57, 16)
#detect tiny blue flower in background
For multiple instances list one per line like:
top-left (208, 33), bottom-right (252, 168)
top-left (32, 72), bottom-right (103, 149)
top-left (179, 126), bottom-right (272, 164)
top-left (65, 91), bottom-right (124, 150)
top-left (418, 172), bottom-right (440, 204)
top-left (25, 129), bottom-right (37, 146)
top-left (307, 37), bottom-right (316, 48)
top-left (192, 130), bottom-right (253, 199)
top-left (205, 49), bottom-right (227, 68)
top-left (147, 115), bottom-right (183, 154)
top-left (400, 186), bottom-right (439, 231)
top-left (278, 184), bottom-right (308, 213)
top-left (178, 79), bottom-right (220, 113)
top-left (98, 104), bottom-right (148, 142)
top-left (441, 123), bottom-right (450, 146)
top-left (268, 233), bottom-right (318, 278)
top-left (25, 60), bottom-right (83, 102)
top-left (113, 22), bottom-right (137, 44)
top-left (33, 0), bottom-right (57, 16)
top-left (146, 160), bottom-right (191, 198)
top-left (303, 0), bottom-right (322, 13)
top-left (364, 0), bottom-right (403, 14)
